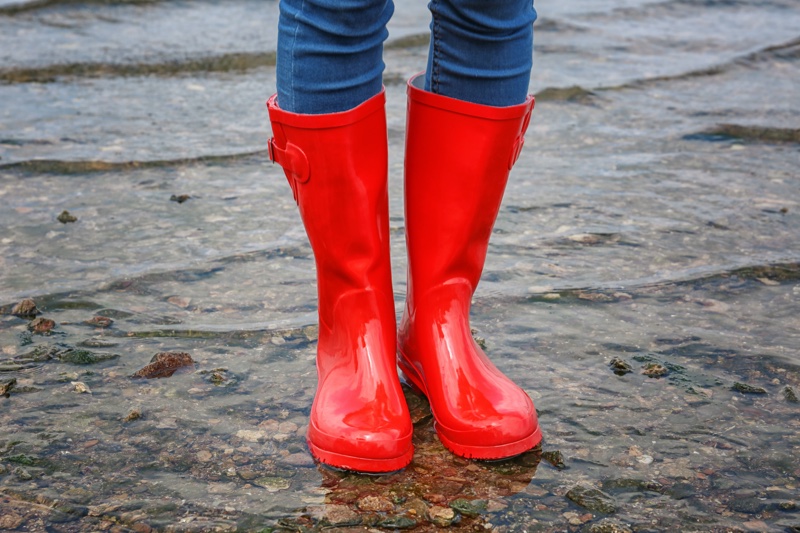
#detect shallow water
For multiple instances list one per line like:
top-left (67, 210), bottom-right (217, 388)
top-left (1, 0), bottom-right (799, 532)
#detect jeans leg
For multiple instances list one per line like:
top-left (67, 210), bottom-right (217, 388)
top-left (424, 0), bottom-right (537, 107)
top-left (277, 0), bottom-right (394, 114)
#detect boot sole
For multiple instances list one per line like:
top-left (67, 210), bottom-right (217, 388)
top-left (307, 438), bottom-right (413, 473)
top-left (399, 358), bottom-right (542, 460)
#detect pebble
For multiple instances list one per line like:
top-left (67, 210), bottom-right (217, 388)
top-left (57, 210), bottom-right (78, 223)
top-left (11, 298), bottom-right (38, 317)
top-left (322, 505), bottom-right (360, 526)
top-left (642, 363), bottom-right (669, 378)
top-left (358, 496), bottom-right (395, 512)
top-left (449, 498), bottom-right (487, 517)
top-left (131, 352), bottom-right (194, 379)
top-left (0, 513), bottom-right (25, 529)
top-left (589, 518), bottom-right (634, 533)
top-left (732, 382), bottom-right (768, 394)
top-left (609, 357), bottom-right (633, 375)
top-left (72, 381), bottom-right (91, 394)
top-left (123, 409), bottom-right (142, 422)
top-left (565, 485), bottom-right (617, 514)
top-left (28, 317), bottom-right (55, 334)
top-left (86, 316), bottom-right (113, 328)
top-left (196, 450), bottom-right (213, 462)
top-left (783, 386), bottom-right (798, 403)
top-left (428, 506), bottom-right (456, 527)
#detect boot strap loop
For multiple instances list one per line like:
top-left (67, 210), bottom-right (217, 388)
top-left (268, 138), bottom-right (310, 184)
top-left (508, 105), bottom-right (534, 169)
top-left (509, 136), bottom-right (525, 169)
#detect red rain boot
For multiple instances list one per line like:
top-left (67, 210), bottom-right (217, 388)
top-left (267, 90), bottom-right (413, 473)
top-left (398, 75), bottom-right (542, 460)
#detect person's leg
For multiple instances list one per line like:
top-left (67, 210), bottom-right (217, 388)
top-left (269, 0), bottom-right (413, 472)
top-left (399, 0), bottom-right (541, 460)
top-left (277, 0), bottom-right (394, 113)
top-left (424, 0), bottom-right (537, 106)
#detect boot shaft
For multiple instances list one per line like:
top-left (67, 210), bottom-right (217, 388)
top-left (403, 75), bottom-right (534, 301)
top-left (267, 91), bottom-right (393, 330)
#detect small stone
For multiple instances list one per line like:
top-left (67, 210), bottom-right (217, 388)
top-left (428, 506), bottom-right (456, 527)
top-left (11, 298), bottom-right (38, 317)
top-left (322, 505), bottom-right (360, 527)
top-left (254, 476), bottom-right (290, 492)
top-left (589, 518), bottom-right (633, 533)
top-left (57, 210), bottom-right (78, 223)
top-left (86, 316), bottom-right (113, 328)
top-left (281, 453), bottom-right (315, 467)
top-left (83, 439), bottom-right (100, 448)
top-left (123, 409), bottom-right (142, 422)
top-left (131, 352), bottom-right (194, 379)
top-left (60, 348), bottom-right (118, 365)
top-left (0, 513), bottom-right (26, 529)
top-left (1, 378), bottom-right (16, 397)
top-left (449, 498), bottom-right (487, 517)
top-left (565, 485), bottom-right (617, 514)
top-left (637, 455), bottom-right (654, 465)
top-left (728, 497), bottom-right (767, 515)
top-left (170, 194), bottom-right (191, 204)
top-left (378, 516), bottom-right (417, 529)
top-left (732, 382), bottom-right (767, 394)
top-left (14, 467), bottom-right (33, 481)
top-left (167, 296), bottom-right (192, 308)
top-left (609, 358), bottom-right (632, 375)
top-left (542, 450), bottom-right (566, 469)
top-left (666, 482), bottom-right (695, 500)
top-left (131, 522), bottom-right (152, 533)
top-left (238, 469), bottom-right (258, 481)
top-left (28, 317), bottom-right (55, 334)
top-left (358, 496), bottom-right (395, 512)
top-left (72, 381), bottom-right (91, 394)
top-left (783, 386), bottom-right (799, 403)
top-left (196, 450), bottom-right (213, 462)
top-left (236, 430), bottom-right (266, 443)
top-left (642, 363), bottom-right (668, 378)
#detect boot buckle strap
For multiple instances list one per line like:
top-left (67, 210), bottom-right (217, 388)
top-left (268, 138), bottom-right (310, 184)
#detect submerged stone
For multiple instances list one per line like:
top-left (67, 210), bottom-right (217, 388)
top-left (728, 497), bottom-right (767, 514)
top-left (28, 317), bottom-right (55, 334)
top-left (542, 450), bottom-right (566, 470)
top-left (0, 377), bottom-right (16, 396)
top-left (783, 386), bottom-right (798, 403)
top-left (85, 316), bottom-right (113, 328)
top-left (57, 210), bottom-right (77, 223)
top-left (609, 357), bottom-right (633, 375)
top-left (11, 298), bottom-right (38, 317)
top-left (59, 348), bottom-right (118, 365)
top-left (378, 516), bottom-right (416, 529)
top-left (642, 363), bottom-right (669, 378)
top-left (565, 485), bottom-right (617, 514)
top-left (428, 505), bottom-right (456, 527)
top-left (589, 518), bottom-right (633, 533)
top-left (732, 382), bottom-right (768, 394)
top-left (131, 352), bottom-right (195, 378)
top-left (449, 498), bottom-right (487, 517)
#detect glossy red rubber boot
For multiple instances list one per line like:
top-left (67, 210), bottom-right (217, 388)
top-left (267, 90), bottom-right (413, 473)
top-left (398, 75), bottom-right (542, 460)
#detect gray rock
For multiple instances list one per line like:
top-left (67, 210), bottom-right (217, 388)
top-left (728, 497), bottom-right (767, 514)
top-left (589, 518), bottom-right (634, 533)
top-left (565, 485), bottom-right (617, 514)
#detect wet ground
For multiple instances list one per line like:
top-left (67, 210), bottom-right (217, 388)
top-left (1, 0), bottom-right (799, 532)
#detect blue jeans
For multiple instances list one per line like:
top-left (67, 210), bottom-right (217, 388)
top-left (277, 0), bottom-right (537, 114)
